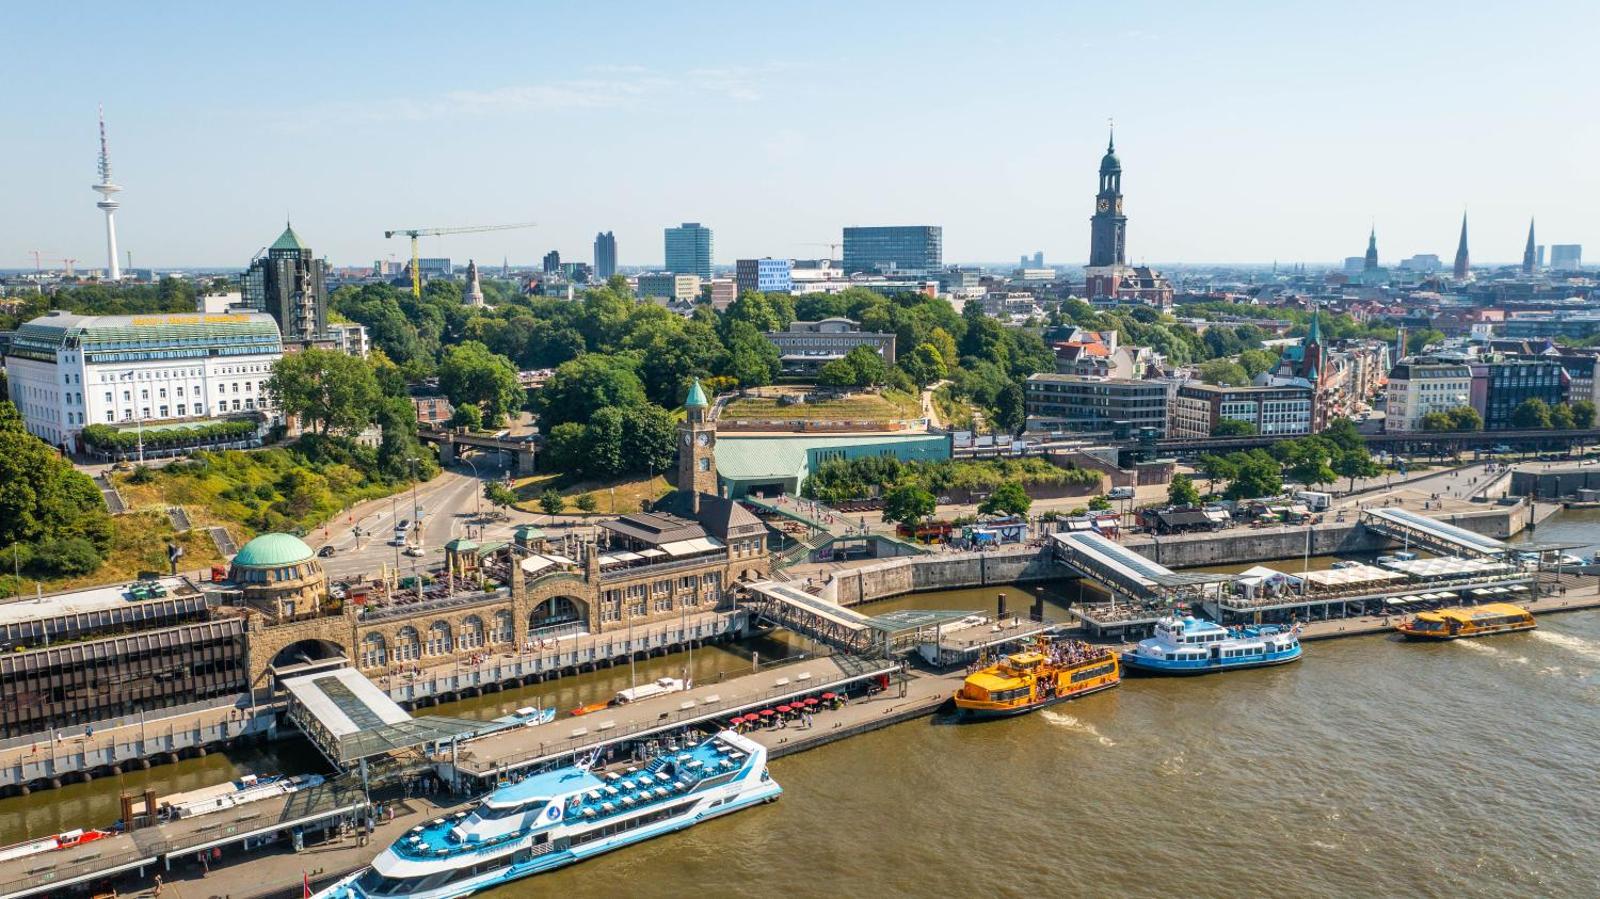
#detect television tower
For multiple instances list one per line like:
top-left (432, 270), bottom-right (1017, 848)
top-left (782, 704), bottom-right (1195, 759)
top-left (92, 106), bottom-right (122, 280)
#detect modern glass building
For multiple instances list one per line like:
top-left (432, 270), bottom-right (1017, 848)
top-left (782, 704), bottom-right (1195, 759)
top-left (1482, 358), bottom-right (1564, 430)
top-left (665, 222), bottom-right (714, 280)
top-left (735, 257), bottom-right (793, 295)
top-left (842, 226), bottom-right (942, 274)
top-left (241, 223), bottom-right (327, 342)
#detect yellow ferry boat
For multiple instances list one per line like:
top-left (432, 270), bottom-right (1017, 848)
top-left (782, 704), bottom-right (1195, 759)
top-left (1396, 602), bottom-right (1537, 640)
top-left (952, 640), bottom-right (1120, 719)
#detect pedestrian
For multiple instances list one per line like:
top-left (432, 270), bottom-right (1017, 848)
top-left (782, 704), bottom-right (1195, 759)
top-left (153, 874), bottom-right (163, 896)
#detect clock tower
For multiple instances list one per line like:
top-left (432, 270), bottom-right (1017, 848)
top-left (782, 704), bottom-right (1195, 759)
top-left (1088, 126), bottom-right (1126, 268)
top-left (679, 378), bottom-right (718, 507)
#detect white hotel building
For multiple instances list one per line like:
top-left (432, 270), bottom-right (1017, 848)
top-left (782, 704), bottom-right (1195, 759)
top-left (5, 310), bottom-right (284, 452)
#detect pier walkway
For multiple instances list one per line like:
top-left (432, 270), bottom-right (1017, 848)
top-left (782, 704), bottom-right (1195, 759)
top-left (450, 652), bottom-right (899, 782)
top-left (1359, 507), bottom-right (1512, 559)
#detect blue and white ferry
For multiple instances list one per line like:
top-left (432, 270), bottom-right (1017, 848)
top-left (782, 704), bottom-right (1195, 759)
top-left (315, 730), bottom-right (779, 899)
top-left (1120, 615), bottom-right (1302, 675)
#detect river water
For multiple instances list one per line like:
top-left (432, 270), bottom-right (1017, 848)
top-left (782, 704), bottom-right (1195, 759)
top-left (4, 517), bottom-right (1599, 898)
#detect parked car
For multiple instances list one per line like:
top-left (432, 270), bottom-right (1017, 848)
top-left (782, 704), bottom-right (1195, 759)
top-left (317, 545), bottom-right (336, 558)
top-left (395, 519), bottom-right (412, 531)
top-left (403, 546), bottom-right (425, 557)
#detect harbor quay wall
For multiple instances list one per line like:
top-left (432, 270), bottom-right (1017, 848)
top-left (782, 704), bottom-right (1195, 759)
top-left (1512, 467), bottom-right (1600, 500)
top-left (827, 548), bottom-right (1061, 606)
top-left (825, 503), bottom-right (1531, 606)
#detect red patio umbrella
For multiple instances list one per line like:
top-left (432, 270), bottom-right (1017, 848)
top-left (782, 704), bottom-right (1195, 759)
top-left (803, 697), bottom-right (820, 706)
top-left (759, 709), bottom-right (775, 716)
top-left (821, 692), bottom-right (836, 699)
top-left (776, 705), bottom-right (792, 713)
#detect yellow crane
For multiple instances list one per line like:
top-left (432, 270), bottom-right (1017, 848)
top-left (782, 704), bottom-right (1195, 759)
top-left (384, 222), bottom-right (538, 297)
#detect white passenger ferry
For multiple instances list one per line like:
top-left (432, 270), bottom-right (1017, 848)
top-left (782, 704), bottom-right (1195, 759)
top-left (314, 730), bottom-right (779, 899)
top-left (1120, 615), bottom-right (1302, 675)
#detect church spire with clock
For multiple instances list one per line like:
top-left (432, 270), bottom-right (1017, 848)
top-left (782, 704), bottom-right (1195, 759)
top-left (1088, 125), bottom-right (1126, 268)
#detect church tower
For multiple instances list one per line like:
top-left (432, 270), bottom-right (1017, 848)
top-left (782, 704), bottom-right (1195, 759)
top-left (1364, 226), bottom-right (1379, 272)
top-left (679, 378), bottom-right (717, 510)
top-left (1088, 126), bottom-right (1126, 268)
top-left (1522, 219), bottom-right (1537, 274)
top-left (1452, 212), bottom-right (1470, 280)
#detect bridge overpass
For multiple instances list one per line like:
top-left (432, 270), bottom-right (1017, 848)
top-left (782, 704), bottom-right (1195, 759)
top-left (1154, 427), bottom-right (1600, 458)
top-left (417, 429), bottom-right (538, 473)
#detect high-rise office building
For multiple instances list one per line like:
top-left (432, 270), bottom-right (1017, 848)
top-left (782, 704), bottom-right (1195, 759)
top-left (1550, 244), bottom-right (1583, 270)
top-left (665, 223), bottom-right (714, 280)
top-left (593, 231), bottom-right (617, 279)
top-left (242, 223), bottom-right (327, 343)
top-left (842, 226), bottom-right (943, 274)
top-left (542, 250), bottom-right (561, 274)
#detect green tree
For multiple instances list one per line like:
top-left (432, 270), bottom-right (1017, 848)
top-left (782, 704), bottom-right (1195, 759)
top-left (535, 355), bottom-right (647, 427)
top-left (266, 348), bottom-right (382, 435)
top-left (1322, 417), bottom-right (1367, 452)
top-left (1572, 400), bottom-right (1596, 429)
top-left (1212, 419), bottom-right (1257, 437)
top-left (1224, 451), bottom-right (1283, 500)
top-left (1407, 329), bottom-right (1446, 355)
top-left (574, 493), bottom-right (598, 513)
top-left (538, 489), bottom-right (566, 517)
top-left (882, 484), bottom-right (936, 529)
top-left (818, 357), bottom-right (858, 388)
top-left (1334, 449), bottom-right (1383, 493)
top-left (1197, 359), bottom-right (1251, 387)
top-left (1167, 474), bottom-right (1202, 507)
top-left (1446, 406), bottom-right (1483, 431)
top-left (542, 422), bottom-right (589, 476)
top-left (1087, 495), bottom-right (1112, 511)
top-left (451, 402), bottom-right (484, 430)
top-left (979, 482), bottom-right (1032, 517)
top-left (621, 404), bottom-right (678, 474)
top-left (1511, 398), bottom-right (1553, 429)
top-left (1196, 454), bottom-right (1237, 494)
top-left (483, 482), bottom-right (517, 515)
top-left (1420, 411), bottom-right (1453, 431)
top-left (899, 343), bottom-right (948, 388)
top-left (1551, 404), bottom-right (1576, 429)
top-left (1237, 348), bottom-right (1279, 379)
top-left (992, 382), bottom-right (1027, 434)
top-left (438, 341), bottom-right (524, 426)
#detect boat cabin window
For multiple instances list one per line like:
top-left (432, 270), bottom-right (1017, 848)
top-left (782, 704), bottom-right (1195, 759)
top-left (475, 800), bottom-right (536, 821)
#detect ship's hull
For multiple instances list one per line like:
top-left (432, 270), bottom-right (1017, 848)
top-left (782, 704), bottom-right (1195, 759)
top-left (1121, 648), bottom-right (1302, 675)
top-left (319, 783), bottom-right (780, 899)
top-left (1397, 622), bottom-right (1536, 641)
top-left (954, 680), bottom-right (1119, 720)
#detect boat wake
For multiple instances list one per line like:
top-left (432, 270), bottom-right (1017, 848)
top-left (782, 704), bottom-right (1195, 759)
top-left (1039, 711), bottom-right (1116, 746)
top-left (1529, 629), bottom-right (1600, 661)
top-left (1455, 640), bottom-right (1498, 655)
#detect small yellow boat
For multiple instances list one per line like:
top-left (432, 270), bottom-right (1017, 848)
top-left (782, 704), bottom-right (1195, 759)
top-left (1396, 602), bottom-right (1537, 640)
top-left (952, 640), bottom-right (1120, 719)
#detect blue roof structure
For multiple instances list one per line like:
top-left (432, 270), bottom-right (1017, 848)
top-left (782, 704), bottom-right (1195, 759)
top-left (487, 766), bottom-right (605, 806)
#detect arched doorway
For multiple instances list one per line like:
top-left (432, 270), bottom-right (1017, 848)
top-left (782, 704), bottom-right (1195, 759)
top-left (529, 596), bottom-right (587, 634)
top-left (360, 633), bottom-right (387, 669)
top-left (269, 638), bottom-right (346, 672)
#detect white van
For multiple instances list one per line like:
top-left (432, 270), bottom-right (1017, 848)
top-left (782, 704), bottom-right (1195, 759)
top-left (1294, 490), bottom-right (1332, 512)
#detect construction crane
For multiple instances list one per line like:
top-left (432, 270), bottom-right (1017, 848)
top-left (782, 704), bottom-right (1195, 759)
top-left (59, 258), bottom-right (78, 277)
top-left (800, 241), bottom-right (842, 259)
top-left (27, 250), bottom-right (55, 274)
top-left (383, 223), bottom-right (538, 297)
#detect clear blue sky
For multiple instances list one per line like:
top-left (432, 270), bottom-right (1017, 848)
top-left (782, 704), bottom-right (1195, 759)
top-left (3, 1), bottom-right (1594, 270)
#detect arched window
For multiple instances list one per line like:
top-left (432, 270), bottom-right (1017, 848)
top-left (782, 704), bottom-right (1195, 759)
top-left (427, 621), bottom-right (453, 656)
top-left (361, 632), bottom-right (387, 668)
top-left (459, 616), bottom-right (485, 651)
top-left (492, 610), bottom-right (514, 644)
top-left (395, 626), bottom-right (421, 662)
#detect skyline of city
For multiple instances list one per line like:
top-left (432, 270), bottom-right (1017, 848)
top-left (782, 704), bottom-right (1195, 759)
top-left (2, 2), bottom-right (1595, 269)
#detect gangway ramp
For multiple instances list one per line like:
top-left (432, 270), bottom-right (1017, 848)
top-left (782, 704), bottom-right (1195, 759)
top-left (743, 580), bottom-right (878, 654)
top-left (1360, 508), bottom-right (1509, 559)
top-left (1050, 531), bottom-right (1235, 602)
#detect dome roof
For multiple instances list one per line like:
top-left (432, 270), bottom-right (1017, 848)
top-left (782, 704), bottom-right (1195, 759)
top-left (1099, 148), bottom-right (1121, 173)
top-left (233, 533), bottom-right (314, 568)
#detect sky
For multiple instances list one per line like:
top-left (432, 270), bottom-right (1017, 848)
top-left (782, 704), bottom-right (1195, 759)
top-left (3, 0), bottom-right (1596, 271)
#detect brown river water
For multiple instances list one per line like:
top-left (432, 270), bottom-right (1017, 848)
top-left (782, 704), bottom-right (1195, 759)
top-left (4, 513), bottom-right (1599, 898)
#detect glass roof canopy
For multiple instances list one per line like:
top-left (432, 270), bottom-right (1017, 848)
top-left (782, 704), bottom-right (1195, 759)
top-left (1052, 531), bottom-right (1236, 600)
top-left (284, 668), bottom-right (481, 766)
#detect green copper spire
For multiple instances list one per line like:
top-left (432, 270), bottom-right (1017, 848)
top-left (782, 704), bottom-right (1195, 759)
top-left (684, 378), bottom-right (708, 408)
top-left (270, 221), bottom-right (308, 252)
top-left (1306, 302), bottom-right (1322, 345)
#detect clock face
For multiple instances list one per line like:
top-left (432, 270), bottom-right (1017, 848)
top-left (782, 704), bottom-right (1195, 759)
top-left (682, 432), bottom-right (692, 446)
top-left (1097, 198), bottom-right (1110, 212)
top-left (696, 432), bottom-right (711, 446)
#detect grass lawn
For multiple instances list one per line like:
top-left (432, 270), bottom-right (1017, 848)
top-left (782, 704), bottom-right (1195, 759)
top-left (722, 389), bottom-right (921, 422)
top-left (28, 510), bottom-right (230, 594)
top-left (510, 472), bottom-right (674, 516)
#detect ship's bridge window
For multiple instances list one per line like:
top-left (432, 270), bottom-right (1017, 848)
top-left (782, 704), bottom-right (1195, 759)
top-left (476, 800), bottom-right (537, 821)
